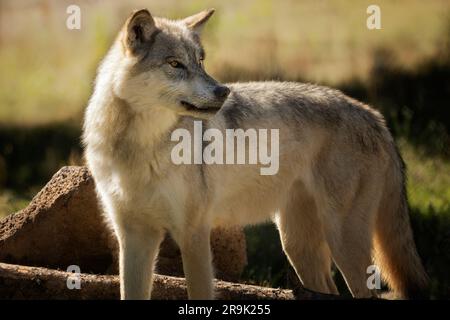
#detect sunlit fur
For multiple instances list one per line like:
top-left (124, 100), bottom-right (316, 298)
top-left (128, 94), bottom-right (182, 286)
top-left (83, 9), bottom-right (428, 300)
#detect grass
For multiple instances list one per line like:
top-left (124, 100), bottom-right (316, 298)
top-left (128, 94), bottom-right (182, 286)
top-left (402, 141), bottom-right (450, 212)
top-left (0, 191), bottom-right (30, 217)
top-left (0, 0), bottom-right (448, 298)
top-left (0, 0), bottom-right (449, 125)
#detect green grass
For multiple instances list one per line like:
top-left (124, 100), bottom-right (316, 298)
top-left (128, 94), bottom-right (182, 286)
top-left (0, 191), bottom-right (31, 218)
top-left (401, 141), bottom-right (450, 212)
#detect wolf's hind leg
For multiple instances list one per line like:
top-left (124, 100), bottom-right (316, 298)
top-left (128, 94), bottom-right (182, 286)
top-left (320, 176), bottom-right (381, 299)
top-left (117, 224), bottom-right (164, 300)
top-left (276, 180), bottom-right (338, 295)
top-left (325, 218), bottom-right (376, 298)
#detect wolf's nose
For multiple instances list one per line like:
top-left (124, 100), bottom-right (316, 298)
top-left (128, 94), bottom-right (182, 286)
top-left (214, 86), bottom-right (230, 99)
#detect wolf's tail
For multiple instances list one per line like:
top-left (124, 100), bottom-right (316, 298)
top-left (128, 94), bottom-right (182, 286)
top-left (373, 143), bottom-right (429, 299)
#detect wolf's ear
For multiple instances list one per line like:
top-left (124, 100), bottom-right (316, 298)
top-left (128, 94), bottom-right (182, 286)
top-left (182, 8), bottom-right (215, 34)
top-left (123, 9), bottom-right (156, 56)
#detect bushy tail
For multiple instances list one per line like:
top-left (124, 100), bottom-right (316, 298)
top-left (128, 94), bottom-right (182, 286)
top-left (373, 144), bottom-right (429, 299)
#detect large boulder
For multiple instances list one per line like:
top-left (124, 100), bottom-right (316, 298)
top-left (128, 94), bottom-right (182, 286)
top-left (0, 166), bottom-right (247, 281)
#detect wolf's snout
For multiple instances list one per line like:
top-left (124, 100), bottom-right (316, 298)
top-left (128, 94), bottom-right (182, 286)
top-left (213, 86), bottom-right (230, 99)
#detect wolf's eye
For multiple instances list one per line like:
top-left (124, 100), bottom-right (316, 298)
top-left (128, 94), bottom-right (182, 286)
top-left (168, 60), bottom-right (185, 69)
top-left (199, 58), bottom-right (204, 68)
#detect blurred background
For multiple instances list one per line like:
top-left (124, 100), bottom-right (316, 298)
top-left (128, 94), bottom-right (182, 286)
top-left (0, 0), bottom-right (449, 298)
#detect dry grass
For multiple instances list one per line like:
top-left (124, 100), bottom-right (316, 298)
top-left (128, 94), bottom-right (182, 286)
top-left (0, 0), bottom-right (449, 125)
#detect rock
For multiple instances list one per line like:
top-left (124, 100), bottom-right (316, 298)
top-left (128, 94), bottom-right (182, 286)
top-left (0, 262), bottom-right (302, 300)
top-left (0, 166), bottom-right (247, 280)
top-left (0, 166), bottom-right (113, 274)
top-left (0, 262), bottom-right (346, 300)
top-left (211, 227), bottom-right (248, 281)
top-left (157, 227), bottom-right (247, 281)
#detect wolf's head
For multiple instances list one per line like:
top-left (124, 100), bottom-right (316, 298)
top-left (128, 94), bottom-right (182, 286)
top-left (106, 8), bottom-right (229, 116)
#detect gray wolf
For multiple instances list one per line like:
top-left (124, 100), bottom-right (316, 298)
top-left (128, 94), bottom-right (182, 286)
top-left (83, 8), bottom-right (428, 299)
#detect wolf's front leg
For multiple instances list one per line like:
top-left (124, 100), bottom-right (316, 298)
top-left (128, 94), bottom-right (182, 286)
top-left (117, 225), bottom-right (164, 300)
top-left (179, 227), bottom-right (214, 299)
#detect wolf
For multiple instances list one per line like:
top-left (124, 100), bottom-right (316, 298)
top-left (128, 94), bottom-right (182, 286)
top-left (83, 8), bottom-right (429, 299)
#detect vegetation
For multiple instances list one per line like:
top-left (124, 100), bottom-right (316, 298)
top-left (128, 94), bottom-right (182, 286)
top-left (0, 0), bottom-right (448, 298)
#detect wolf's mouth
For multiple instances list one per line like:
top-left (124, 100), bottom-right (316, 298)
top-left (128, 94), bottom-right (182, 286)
top-left (180, 100), bottom-right (199, 111)
top-left (180, 100), bottom-right (220, 116)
